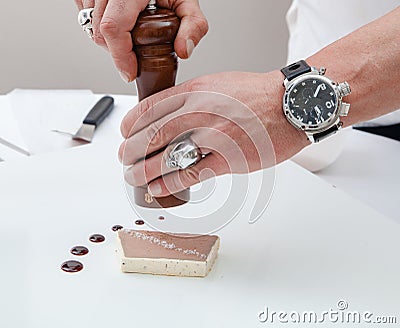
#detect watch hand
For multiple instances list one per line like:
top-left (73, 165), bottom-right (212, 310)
top-left (304, 94), bottom-right (312, 104)
top-left (314, 84), bottom-right (322, 98)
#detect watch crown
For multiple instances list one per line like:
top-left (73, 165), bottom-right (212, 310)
top-left (339, 102), bottom-right (350, 117)
top-left (338, 82), bottom-right (351, 97)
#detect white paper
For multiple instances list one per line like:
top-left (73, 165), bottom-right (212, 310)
top-left (0, 96), bottom-right (30, 162)
top-left (7, 89), bottom-right (96, 154)
top-left (0, 96), bottom-right (29, 150)
top-left (0, 144), bottom-right (27, 163)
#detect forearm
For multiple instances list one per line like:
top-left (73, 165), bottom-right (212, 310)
top-left (306, 6), bottom-right (400, 127)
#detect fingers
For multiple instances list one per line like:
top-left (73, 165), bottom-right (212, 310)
top-left (100, 0), bottom-right (147, 82)
top-left (147, 153), bottom-right (228, 197)
top-left (121, 110), bottom-right (190, 166)
top-left (80, 0), bottom-right (106, 47)
top-left (121, 109), bottom-right (213, 166)
top-left (91, 0), bottom-right (108, 48)
top-left (78, 0), bottom-right (208, 84)
top-left (158, 0), bottom-right (208, 59)
top-left (79, 0), bottom-right (147, 81)
top-left (74, 0), bottom-right (84, 10)
top-left (124, 151), bottom-right (173, 187)
top-left (120, 89), bottom-right (188, 139)
top-left (82, 0), bottom-right (94, 7)
top-left (124, 132), bottom-right (211, 186)
top-left (174, 15), bottom-right (209, 59)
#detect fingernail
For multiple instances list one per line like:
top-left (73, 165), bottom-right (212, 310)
top-left (148, 182), bottom-right (162, 196)
top-left (186, 39), bottom-right (195, 58)
top-left (118, 142), bottom-right (126, 163)
top-left (119, 71), bottom-right (131, 83)
top-left (118, 149), bottom-right (123, 163)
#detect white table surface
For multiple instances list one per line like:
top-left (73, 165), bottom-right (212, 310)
top-left (316, 128), bottom-right (400, 223)
top-left (0, 93), bottom-right (399, 327)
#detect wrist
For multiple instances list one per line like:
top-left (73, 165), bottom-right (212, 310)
top-left (306, 55), bottom-right (358, 128)
top-left (261, 70), bottom-right (310, 164)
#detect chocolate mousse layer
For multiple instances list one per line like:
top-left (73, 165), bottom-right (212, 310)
top-left (117, 229), bottom-right (220, 277)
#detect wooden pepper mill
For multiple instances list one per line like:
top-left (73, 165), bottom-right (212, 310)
top-left (131, 0), bottom-right (190, 208)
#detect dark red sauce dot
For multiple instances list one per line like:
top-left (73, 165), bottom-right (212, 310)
top-left (135, 219), bottom-right (145, 226)
top-left (89, 234), bottom-right (105, 243)
top-left (61, 260), bottom-right (83, 273)
top-left (158, 216), bottom-right (165, 221)
top-left (70, 246), bottom-right (89, 256)
top-left (112, 225), bottom-right (123, 232)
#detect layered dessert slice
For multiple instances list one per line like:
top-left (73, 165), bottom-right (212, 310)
top-left (116, 229), bottom-right (220, 277)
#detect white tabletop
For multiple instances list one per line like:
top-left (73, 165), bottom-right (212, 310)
top-left (0, 93), bottom-right (399, 327)
top-left (316, 128), bottom-right (400, 223)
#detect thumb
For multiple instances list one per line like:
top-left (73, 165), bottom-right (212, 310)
top-left (158, 0), bottom-right (209, 58)
top-left (157, 0), bottom-right (208, 59)
top-left (174, 14), bottom-right (209, 59)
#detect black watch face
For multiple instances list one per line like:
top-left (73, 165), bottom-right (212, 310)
top-left (287, 78), bottom-right (337, 127)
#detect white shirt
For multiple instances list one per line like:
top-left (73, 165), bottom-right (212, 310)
top-left (286, 0), bottom-right (400, 126)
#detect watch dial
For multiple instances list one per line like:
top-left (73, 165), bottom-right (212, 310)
top-left (287, 78), bottom-right (337, 127)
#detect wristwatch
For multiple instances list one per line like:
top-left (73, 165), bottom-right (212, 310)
top-left (281, 60), bottom-right (351, 143)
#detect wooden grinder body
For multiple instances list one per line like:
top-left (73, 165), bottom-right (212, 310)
top-left (131, 7), bottom-right (190, 208)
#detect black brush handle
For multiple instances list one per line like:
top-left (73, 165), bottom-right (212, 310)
top-left (83, 96), bottom-right (114, 126)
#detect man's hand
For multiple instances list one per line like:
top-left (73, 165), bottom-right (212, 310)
top-left (118, 5), bottom-right (400, 198)
top-left (74, 0), bottom-right (208, 82)
top-left (119, 71), bottom-right (308, 197)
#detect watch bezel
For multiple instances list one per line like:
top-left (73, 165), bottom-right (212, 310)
top-left (283, 72), bottom-right (342, 133)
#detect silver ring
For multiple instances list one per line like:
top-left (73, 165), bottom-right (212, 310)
top-left (78, 8), bottom-right (94, 39)
top-left (165, 138), bottom-right (202, 170)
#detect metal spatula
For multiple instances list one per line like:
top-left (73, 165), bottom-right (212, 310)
top-left (53, 96), bottom-right (114, 143)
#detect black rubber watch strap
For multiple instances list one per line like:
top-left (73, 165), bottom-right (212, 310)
top-left (281, 60), bottom-right (312, 82)
top-left (312, 124), bottom-right (341, 143)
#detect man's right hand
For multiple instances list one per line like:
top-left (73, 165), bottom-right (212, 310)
top-left (74, 0), bottom-right (208, 83)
